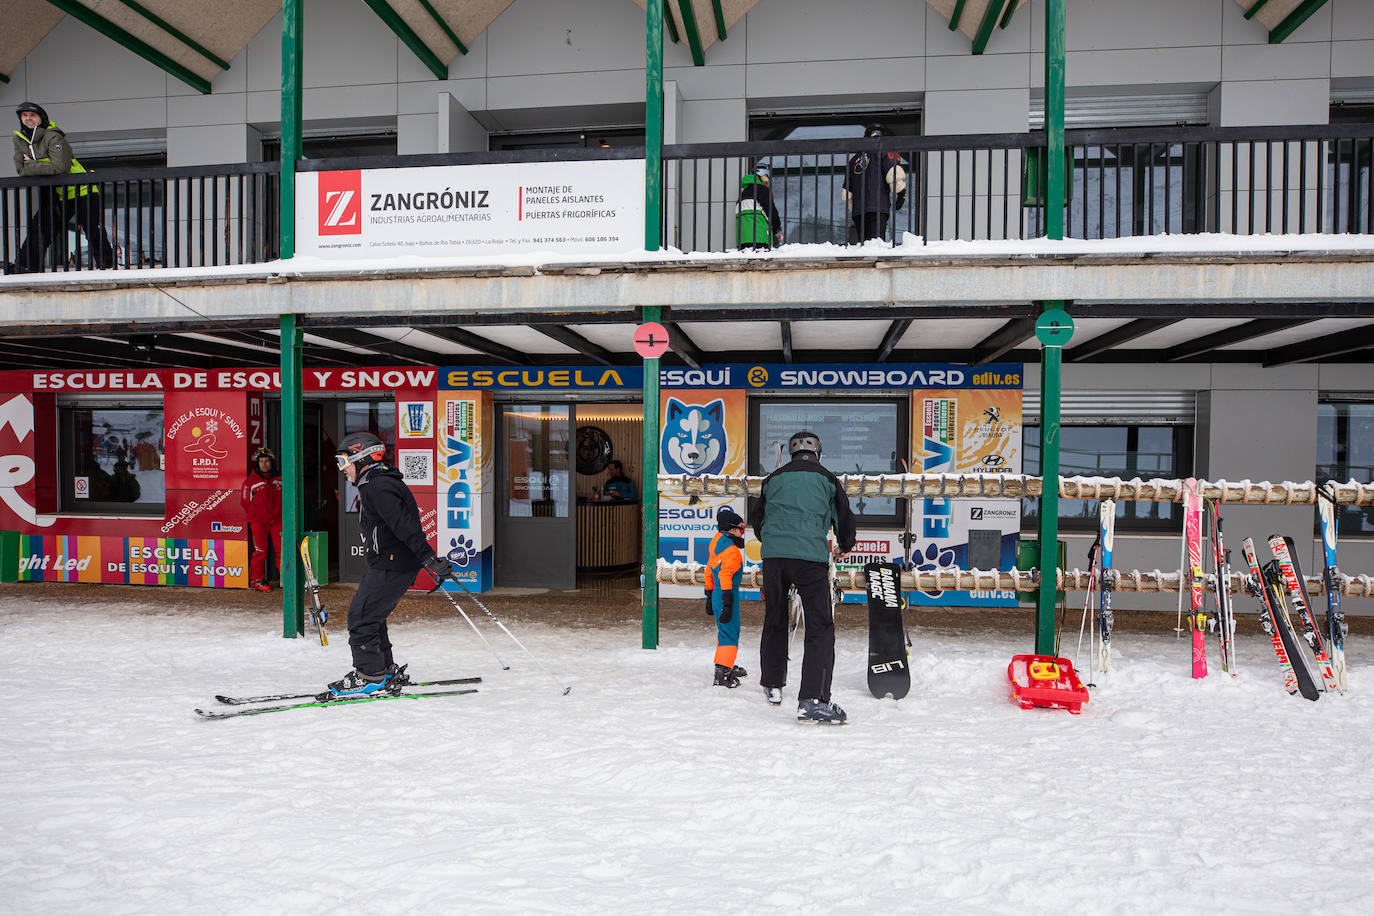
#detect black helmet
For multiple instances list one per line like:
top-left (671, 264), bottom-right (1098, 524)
top-left (864, 123), bottom-right (884, 138)
top-left (16, 102), bottom-right (49, 125)
top-left (336, 431), bottom-right (386, 470)
top-left (253, 446), bottom-right (275, 461)
top-left (788, 430), bottom-right (822, 459)
top-left (716, 507), bottom-right (745, 532)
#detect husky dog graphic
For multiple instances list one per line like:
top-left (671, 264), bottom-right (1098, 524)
top-left (662, 398), bottom-right (726, 475)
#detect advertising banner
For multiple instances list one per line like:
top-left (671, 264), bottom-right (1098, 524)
top-left (296, 159), bottom-right (646, 259)
top-left (911, 386), bottom-right (1024, 607)
top-left (436, 391), bottom-right (494, 591)
top-left (12, 535), bottom-right (247, 587)
top-left (163, 391), bottom-right (247, 490)
top-left (14, 534), bottom-right (124, 583)
top-left (658, 388), bottom-right (748, 598)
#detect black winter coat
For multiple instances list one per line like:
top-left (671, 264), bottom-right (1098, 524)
top-left (356, 463), bottom-right (433, 571)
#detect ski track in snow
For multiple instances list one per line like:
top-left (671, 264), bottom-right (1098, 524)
top-left (1, 598), bottom-right (1370, 915)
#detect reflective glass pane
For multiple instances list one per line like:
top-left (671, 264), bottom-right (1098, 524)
top-left (505, 405), bottom-right (570, 519)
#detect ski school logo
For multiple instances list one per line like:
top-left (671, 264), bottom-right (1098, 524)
top-left (662, 397), bottom-right (727, 476)
top-left (319, 170), bottom-right (362, 236)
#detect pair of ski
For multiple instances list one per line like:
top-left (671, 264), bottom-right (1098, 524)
top-left (195, 675), bottom-right (481, 719)
top-left (1180, 480), bottom-right (1239, 679)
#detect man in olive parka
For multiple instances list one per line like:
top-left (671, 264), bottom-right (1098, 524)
top-left (9, 102), bottom-right (115, 273)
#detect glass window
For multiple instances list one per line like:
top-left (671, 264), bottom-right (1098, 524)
top-left (1030, 142), bottom-right (1205, 239)
top-left (1021, 424), bottom-right (1192, 531)
top-left (59, 406), bottom-right (165, 514)
top-left (504, 405), bottom-right (570, 518)
top-left (341, 400), bottom-right (395, 513)
top-left (1317, 401), bottom-right (1374, 536)
top-left (750, 398), bottom-right (906, 526)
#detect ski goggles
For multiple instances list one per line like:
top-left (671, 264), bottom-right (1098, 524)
top-left (335, 451), bottom-right (370, 470)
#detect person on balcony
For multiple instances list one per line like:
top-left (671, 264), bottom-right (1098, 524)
top-left (841, 124), bottom-right (906, 244)
top-left (7, 102), bottom-right (115, 274)
top-left (241, 446), bottom-right (283, 592)
top-left (735, 163), bottom-right (783, 251)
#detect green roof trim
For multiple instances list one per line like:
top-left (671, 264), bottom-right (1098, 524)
top-left (711, 0), bottom-right (727, 40)
top-left (971, 0), bottom-right (1008, 54)
top-left (361, 0), bottom-right (448, 79)
top-left (116, 0), bottom-right (230, 70)
top-left (1268, 0), bottom-right (1328, 44)
top-left (998, 0), bottom-right (1018, 29)
top-left (416, 0), bottom-right (467, 55)
top-left (949, 0), bottom-right (966, 31)
top-left (1243, 0), bottom-right (1272, 20)
top-left (663, 2), bottom-right (680, 43)
top-left (0, 73), bottom-right (8, 85)
top-left (675, 0), bottom-right (705, 66)
top-left (46, 0), bottom-right (211, 93)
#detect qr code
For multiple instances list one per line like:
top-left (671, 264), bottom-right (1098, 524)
top-left (397, 449), bottom-right (433, 485)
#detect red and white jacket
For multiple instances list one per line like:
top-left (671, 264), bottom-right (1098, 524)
top-left (240, 469), bottom-right (282, 524)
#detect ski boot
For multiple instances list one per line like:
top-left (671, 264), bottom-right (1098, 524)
top-left (385, 663), bottom-right (412, 687)
top-left (251, 579), bottom-right (271, 592)
top-left (764, 686), bottom-right (783, 706)
top-left (713, 664), bottom-right (741, 688)
top-left (729, 665), bottom-right (748, 678)
top-left (323, 668), bottom-right (402, 699)
top-left (797, 697), bottom-right (848, 724)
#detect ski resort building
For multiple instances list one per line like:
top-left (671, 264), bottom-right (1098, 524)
top-left (0, 0), bottom-right (1371, 635)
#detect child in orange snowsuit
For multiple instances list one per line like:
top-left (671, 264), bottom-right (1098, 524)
top-left (705, 507), bottom-right (748, 688)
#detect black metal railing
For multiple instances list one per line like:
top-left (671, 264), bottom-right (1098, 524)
top-left (0, 162), bottom-right (278, 273)
top-left (1, 124), bottom-right (1369, 273)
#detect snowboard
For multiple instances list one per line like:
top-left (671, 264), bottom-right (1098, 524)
top-left (865, 561), bottom-right (910, 699)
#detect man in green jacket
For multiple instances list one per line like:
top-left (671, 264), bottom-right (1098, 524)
top-left (751, 429), bottom-right (857, 723)
top-left (8, 102), bottom-right (115, 274)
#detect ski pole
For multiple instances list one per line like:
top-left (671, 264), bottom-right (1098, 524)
top-left (429, 580), bottom-right (511, 671)
top-left (437, 573), bottom-right (572, 695)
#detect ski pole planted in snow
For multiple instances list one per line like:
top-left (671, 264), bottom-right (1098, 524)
top-left (431, 573), bottom-right (572, 694)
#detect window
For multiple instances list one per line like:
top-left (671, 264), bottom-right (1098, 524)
top-left (1021, 424), bottom-right (1193, 531)
top-left (1317, 399), bottom-right (1374, 537)
top-left (750, 398), bottom-right (907, 526)
top-left (59, 406), bottom-right (165, 514)
top-left (490, 127), bottom-right (645, 152)
top-left (1325, 104), bottom-right (1372, 234)
top-left (1028, 142), bottom-right (1205, 239)
top-left (262, 131), bottom-right (398, 162)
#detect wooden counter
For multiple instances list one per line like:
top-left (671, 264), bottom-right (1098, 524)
top-left (577, 500), bottom-right (639, 569)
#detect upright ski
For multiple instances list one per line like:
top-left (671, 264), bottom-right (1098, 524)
top-left (196, 688), bottom-right (478, 719)
top-left (215, 675), bottom-right (482, 706)
top-left (1207, 498), bottom-right (1237, 676)
top-left (1317, 485), bottom-right (1348, 693)
top-left (1269, 535), bottom-right (1337, 693)
top-left (1097, 499), bottom-right (1115, 674)
top-left (865, 561), bottom-right (911, 699)
top-left (1183, 478), bottom-right (1207, 678)
top-left (1241, 537), bottom-right (1319, 701)
top-left (299, 537), bottom-right (329, 646)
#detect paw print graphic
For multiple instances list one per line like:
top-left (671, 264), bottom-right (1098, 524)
top-left (446, 536), bottom-right (477, 568)
top-left (913, 542), bottom-right (957, 598)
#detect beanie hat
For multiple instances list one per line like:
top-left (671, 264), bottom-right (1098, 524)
top-left (716, 507), bottom-right (745, 532)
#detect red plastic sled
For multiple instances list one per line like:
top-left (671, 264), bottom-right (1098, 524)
top-left (1008, 654), bottom-right (1090, 714)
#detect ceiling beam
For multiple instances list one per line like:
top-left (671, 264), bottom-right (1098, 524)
top-left (710, 0), bottom-right (727, 40)
top-left (1161, 318), bottom-right (1316, 361)
top-left (360, 0), bottom-right (448, 80)
top-left (1269, 0), bottom-right (1329, 44)
top-left (675, 0), bottom-right (706, 65)
top-left (421, 327), bottom-right (527, 365)
top-left (663, 321), bottom-right (704, 370)
top-left (780, 320), bottom-right (793, 363)
top-left (662, 1), bottom-right (680, 43)
top-left (15, 335), bottom-right (221, 368)
top-left (1243, 0), bottom-right (1273, 19)
top-left (1263, 324), bottom-right (1374, 367)
top-left (202, 330), bottom-right (364, 367)
top-left (971, 316), bottom-right (1036, 365)
top-left (874, 318), bottom-right (913, 363)
top-left (44, 0), bottom-right (211, 94)
top-left (305, 328), bottom-right (449, 365)
top-left (534, 325), bottom-right (617, 366)
top-left (115, 0), bottom-right (231, 70)
top-left (972, 0), bottom-right (1012, 55)
top-left (1066, 318), bottom-right (1176, 362)
top-left (416, 0), bottom-right (467, 54)
top-left (949, 0), bottom-right (967, 30)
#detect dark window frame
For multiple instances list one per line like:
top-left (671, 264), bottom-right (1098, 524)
top-left (58, 403), bottom-right (166, 516)
top-left (1316, 399), bottom-right (1374, 538)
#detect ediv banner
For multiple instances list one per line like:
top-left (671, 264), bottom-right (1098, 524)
top-left (296, 160), bottom-right (646, 258)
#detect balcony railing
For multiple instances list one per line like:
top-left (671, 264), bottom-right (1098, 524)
top-left (1, 124), bottom-right (1369, 274)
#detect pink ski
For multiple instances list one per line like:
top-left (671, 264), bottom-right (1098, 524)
top-left (1183, 478), bottom-right (1207, 678)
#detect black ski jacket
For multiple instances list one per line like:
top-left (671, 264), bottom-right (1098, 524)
top-left (356, 463), bottom-right (433, 571)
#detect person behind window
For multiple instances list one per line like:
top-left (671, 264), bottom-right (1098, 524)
top-left (841, 124), bottom-right (906, 244)
top-left (601, 459), bottom-right (637, 502)
top-left (240, 446), bottom-right (282, 592)
top-left (735, 163), bottom-right (783, 251)
top-left (705, 507), bottom-right (749, 688)
top-left (7, 102), bottom-right (116, 274)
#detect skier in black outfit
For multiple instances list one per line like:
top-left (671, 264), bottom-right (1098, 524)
top-left (750, 430), bottom-right (857, 723)
top-left (841, 124), bottom-right (907, 244)
top-left (329, 431), bottom-right (453, 697)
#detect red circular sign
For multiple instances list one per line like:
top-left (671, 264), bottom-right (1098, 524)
top-left (633, 322), bottom-right (671, 359)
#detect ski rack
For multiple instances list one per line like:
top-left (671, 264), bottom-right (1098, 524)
top-left (658, 473), bottom-right (1374, 506)
top-left (654, 560), bottom-right (1374, 598)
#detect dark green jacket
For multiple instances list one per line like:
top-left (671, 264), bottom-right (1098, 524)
top-left (750, 458), bottom-right (857, 564)
top-left (14, 119), bottom-right (92, 197)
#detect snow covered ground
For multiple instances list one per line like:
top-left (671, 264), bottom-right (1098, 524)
top-left (2, 588), bottom-right (1370, 915)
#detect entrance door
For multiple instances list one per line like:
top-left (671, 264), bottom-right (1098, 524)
top-left (496, 403), bottom-right (574, 588)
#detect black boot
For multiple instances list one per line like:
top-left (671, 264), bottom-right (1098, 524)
top-left (713, 664), bottom-right (741, 688)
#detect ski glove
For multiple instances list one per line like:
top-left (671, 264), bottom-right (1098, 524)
top-left (704, 589), bottom-right (715, 616)
top-left (894, 189), bottom-right (907, 210)
top-left (719, 592), bottom-right (735, 625)
top-left (424, 554), bottom-right (455, 582)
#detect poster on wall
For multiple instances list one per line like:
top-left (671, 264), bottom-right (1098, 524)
top-left (911, 385), bottom-right (1024, 607)
top-left (436, 392), bottom-right (493, 591)
top-left (296, 159), bottom-right (646, 259)
top-left (163, 392), bottom-right (247, 490)
top-left (12, 534), bottom-right (248, 587)
top-left (658, 389), bottom-right (748, 598)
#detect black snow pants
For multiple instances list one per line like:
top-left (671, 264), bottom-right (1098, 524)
top-left (759, 556), bottom-right (836, 702)
top-left (347, 566), bottom-right (416, 675)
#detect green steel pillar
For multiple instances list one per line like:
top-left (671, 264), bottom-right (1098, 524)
top-left (644, 0), bottom-right (663, 251)
top-left (280, 0), bottom-right (303, 258)
top-left (1035, 0), bottom-right (1068, 655)
top-left (280, 313), bottom-right (305, 637)
top-left (641, 306), bottom-right (662, 649)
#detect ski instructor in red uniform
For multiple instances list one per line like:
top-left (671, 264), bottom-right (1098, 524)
top-left (240, 446), bottom-right (282, 591)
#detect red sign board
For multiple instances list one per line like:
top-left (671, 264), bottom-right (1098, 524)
top-left (633, 322), bottom-right (670, 359)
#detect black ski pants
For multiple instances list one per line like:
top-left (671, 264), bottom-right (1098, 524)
top-left (14, 188), bottom-right (116, 272)
top-left (850, 211), bottom-right (890, 244)
top-left (760, 556), bottom-right (835, 702)
top-left (347, 566), bottom-right (415, 675)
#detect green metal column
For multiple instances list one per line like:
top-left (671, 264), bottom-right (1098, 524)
top-left (280, 314), bottom-right (305, 637)
top-left (641, 306), bottom-right (662, 649)
top-left (1035, 0), bottom-right (1068, 655)
top-left (280, 0), bottom-right (303, 259)
top-left (644, 0), bottom-right (663, 251)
